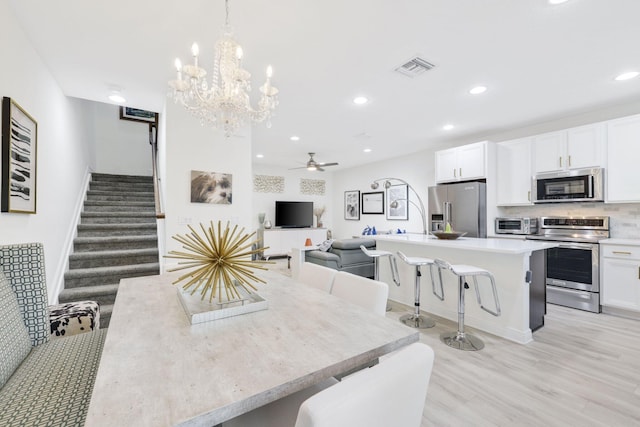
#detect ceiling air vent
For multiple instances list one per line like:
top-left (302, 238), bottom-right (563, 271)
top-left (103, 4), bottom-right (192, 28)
top-left (395, 57), bottom-right (435, 78)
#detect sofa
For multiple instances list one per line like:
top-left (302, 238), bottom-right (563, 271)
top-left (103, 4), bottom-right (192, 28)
top-left (0, 243), bottom-right (106, 427)
top-left (305, 237), bottom-right (376, 278)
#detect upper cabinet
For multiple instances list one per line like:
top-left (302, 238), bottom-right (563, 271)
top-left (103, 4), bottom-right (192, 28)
top-left (496, 137), bottom-right (533, 206)
top-left (606, 114), bottom-right (640, 203)
top-left (533, 123), bottom-right (606, 174)
top-left (435, 141), bottom-right (488, 183)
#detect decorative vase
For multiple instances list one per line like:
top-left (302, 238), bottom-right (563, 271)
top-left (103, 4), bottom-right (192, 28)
top-left (264, 219), bottom-right (272, 229)
top-left (258, 212), bottom-right (266, 229)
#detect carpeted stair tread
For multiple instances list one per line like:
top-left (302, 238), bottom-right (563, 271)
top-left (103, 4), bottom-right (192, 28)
top-left (91, 173), bottom-right (153, 183)
top-left (69, 248), bottom-right (159, 269)
top-left (59, 283), bottom-right (119, 300)
top-left (64, 262), bottom-right (160, 279)
top-left (86, 190), bottom-right (155, 202)
top-left (89, 182), bottom-right (154, 192)
top-left (77, 223), bottom-right (157, 237)
top-left (80, 212), bottom-right (157, 224)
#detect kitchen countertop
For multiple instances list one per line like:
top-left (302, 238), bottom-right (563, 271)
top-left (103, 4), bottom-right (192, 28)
top-left (371, 234), bottom-right (557, 254)
top-left (600, 238), bottom-right (640, 245)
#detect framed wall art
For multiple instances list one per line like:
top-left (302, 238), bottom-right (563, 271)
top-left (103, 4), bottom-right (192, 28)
top-left (119, 106), bottom-right (158, 124)
top-left (190, 170), bottom-right (233, 204)
top-left (344, 190), bottom-right (360, 220)
top-left (386, 184), bottom-right (409, 220)
top-left (1, 97), bottom-right (38, 213)
top-left (361, 191), bottom-right (384, 215)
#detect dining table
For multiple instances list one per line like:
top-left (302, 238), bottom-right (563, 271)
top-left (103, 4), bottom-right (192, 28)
top-left (84, 269), bottom-right (419, 426)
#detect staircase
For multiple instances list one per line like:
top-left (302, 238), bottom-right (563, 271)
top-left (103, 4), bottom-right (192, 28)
top-left (58, 173), bottom-right (160, 327)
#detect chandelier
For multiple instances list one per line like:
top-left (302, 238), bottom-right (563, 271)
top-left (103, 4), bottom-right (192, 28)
top-left (168, 0), bottom-right (279, 136)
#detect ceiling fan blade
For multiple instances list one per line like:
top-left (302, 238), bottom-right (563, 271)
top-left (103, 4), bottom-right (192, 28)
top-left (316, 166), bottom-right (325, 172)
top-left (317, 162), bottom-right (338, 167)
top-left (288, 166), bottom-right (308, 170)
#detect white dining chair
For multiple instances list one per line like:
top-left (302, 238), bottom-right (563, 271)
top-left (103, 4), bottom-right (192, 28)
top-left (298, 262), bottom-right (337, 293)
top-left (330, 271), bottom-right (389, 316)
top-left (223, 342), bottom-right (435, 427)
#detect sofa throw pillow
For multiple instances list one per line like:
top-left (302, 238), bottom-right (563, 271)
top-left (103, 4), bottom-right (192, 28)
top-left (317, 239), bottom-right (335, 252)
top-left (0, 271), bottom-right (33, 388)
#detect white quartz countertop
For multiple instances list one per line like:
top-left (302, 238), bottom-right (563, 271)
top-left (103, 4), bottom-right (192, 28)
top-left (371, 234), bottom-right (557, 254)
top-left (600, 238), bottom-right (640, 246)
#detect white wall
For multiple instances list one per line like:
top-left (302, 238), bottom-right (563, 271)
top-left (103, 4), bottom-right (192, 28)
top-left (252, 165), bottom-right (333, 232)
top-left (0, 0), bottom-right (95, 302)
top-left (162, 101), bottom-right (253, 267)
top-left (93, 102), bottom-right (152, 176)
top-left (331, 150), bottom-right (435, 240)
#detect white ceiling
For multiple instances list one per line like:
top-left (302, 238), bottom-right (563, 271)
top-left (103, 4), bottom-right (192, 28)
top-left (9, 0), bottom-right (640, 171)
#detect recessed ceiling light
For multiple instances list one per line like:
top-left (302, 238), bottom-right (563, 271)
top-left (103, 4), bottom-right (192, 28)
top-left (256, 154), bottom-right (264, 158)
top-left (469, 86), bottom-right (487, 95)
top-left (443, 124), bottom-right (455, 131)
top-left (363, 148), bottom-right (372, 153)
top-left (615, 71), bottom-right (639, 81)
top-left (290, 136), bottom-right (300, 141)
top-left (108, 92), bottom-right (126, 103)
top-left (353, 96), bottom-right (369, 105)
top-left (548, 0), bottom-right (569, 4)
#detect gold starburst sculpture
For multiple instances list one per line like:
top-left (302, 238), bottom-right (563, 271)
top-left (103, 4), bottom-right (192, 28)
top-left (166, 221), bottom-right (271, 303)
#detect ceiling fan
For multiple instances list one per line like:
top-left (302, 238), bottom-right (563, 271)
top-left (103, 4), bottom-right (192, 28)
top-left (290, 152), bottom-right (339, 172)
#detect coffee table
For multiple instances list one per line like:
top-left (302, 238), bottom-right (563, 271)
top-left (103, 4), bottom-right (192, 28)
top-left (85, 269), bottom-right (418, 426)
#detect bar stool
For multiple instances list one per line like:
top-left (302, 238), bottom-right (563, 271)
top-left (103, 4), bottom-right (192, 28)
top-left (397, 251), bottom-right (445, 329)
top-left (360, 245), bottom-right (401, 311)
top-left (435, 259), bottom-right (501, 351)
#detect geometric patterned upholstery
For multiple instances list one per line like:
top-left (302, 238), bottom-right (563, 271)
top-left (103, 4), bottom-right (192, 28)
top-left (0, 328), bottom-right (107, 427)
top-left (49, 301), bottom-right (100, 338)
top-left (0, 243), bottom-right (50, 347)
top-left (0, 271), bottom-right (33, 388)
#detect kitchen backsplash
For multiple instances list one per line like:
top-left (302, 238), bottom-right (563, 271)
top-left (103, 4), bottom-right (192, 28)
top-left (500, 203), bottom-right (640, 239)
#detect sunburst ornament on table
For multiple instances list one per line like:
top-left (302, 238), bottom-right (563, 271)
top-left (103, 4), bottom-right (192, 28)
top-left (166, 221), bottom-right (271, 303)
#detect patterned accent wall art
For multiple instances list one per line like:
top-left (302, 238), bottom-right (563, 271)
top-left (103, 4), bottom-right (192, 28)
top-left (300, 178), bottom-right (325, 196)
top-left (253, 175), bottom-right (285, 193)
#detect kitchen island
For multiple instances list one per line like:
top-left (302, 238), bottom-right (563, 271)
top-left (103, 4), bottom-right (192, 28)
top-left (372, 234), bottom-right (557, 344)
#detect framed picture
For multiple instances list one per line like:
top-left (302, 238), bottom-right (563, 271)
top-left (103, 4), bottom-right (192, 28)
top-left (119, 106), bottom-right (158, 124)
top-left (386, 184), bottom-right (409, 220)
top-left (190, 170), bottom-right (233, 204)
top-left (1, 97), bottom-right (37, 214)
top-left (361, 191), bottom-right (384, 215)
top-left (344, 190), bottom-right (360, 220)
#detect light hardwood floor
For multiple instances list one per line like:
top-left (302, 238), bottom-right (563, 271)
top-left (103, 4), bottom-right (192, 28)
top-left (385, 301), bottom-right (640, 427)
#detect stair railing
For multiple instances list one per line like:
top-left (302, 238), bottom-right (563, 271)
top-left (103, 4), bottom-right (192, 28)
top-left (149, 122), bottom-right (165, 219)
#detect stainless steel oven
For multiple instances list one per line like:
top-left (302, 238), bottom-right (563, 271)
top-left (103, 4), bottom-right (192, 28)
top-left (526, 216), bottom-right (609, 313)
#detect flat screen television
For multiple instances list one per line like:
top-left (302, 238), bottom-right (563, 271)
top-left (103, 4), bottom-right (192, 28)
top-left (275, 201), bottom-right (313, 228)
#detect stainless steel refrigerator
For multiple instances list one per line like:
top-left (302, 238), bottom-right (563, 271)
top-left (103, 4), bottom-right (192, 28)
top-left (428, 182), bottom-right (487, 238)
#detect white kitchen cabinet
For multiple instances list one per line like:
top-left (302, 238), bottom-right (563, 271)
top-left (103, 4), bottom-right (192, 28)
top-left (601, 241), bottom-right (640, 312)
top-left (435, 141), bottom-right (488, 183)
top-left (496, 137), bottom-right (533, 206)
top-left (606, 114), bottom-right (640, 203)
top-left (257, 228), bottom-right (327, 258)
top-left (533, 123), bottom-right (606, 174)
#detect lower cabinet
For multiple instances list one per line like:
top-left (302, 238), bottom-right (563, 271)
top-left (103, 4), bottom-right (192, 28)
top-left (601, 242), bottom-right (640, 312)
top-left (257, 228), bottom-right (327, 258)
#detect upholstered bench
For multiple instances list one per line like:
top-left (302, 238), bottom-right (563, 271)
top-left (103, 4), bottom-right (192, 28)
top-left (0, 243), bottom-right (106, 427)
top-left (305, 238), bottom-right (376, 278)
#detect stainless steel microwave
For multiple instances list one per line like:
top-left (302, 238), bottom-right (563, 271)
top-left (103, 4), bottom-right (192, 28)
top-left (495, 217), bottom-right (538, 235)
top-left (532, 167), bottom-right (604, 203)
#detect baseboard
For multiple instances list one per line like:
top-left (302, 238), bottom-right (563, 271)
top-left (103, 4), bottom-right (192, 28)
top-left (49, 168), bottom-right (92, 303)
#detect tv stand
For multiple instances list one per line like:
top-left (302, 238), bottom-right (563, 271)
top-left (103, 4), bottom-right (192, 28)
top-left (257, 228), bottom-right (327, 259)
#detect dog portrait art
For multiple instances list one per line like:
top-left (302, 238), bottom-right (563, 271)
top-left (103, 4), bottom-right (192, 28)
top-left (190, 170), bottom-right (233, 204)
